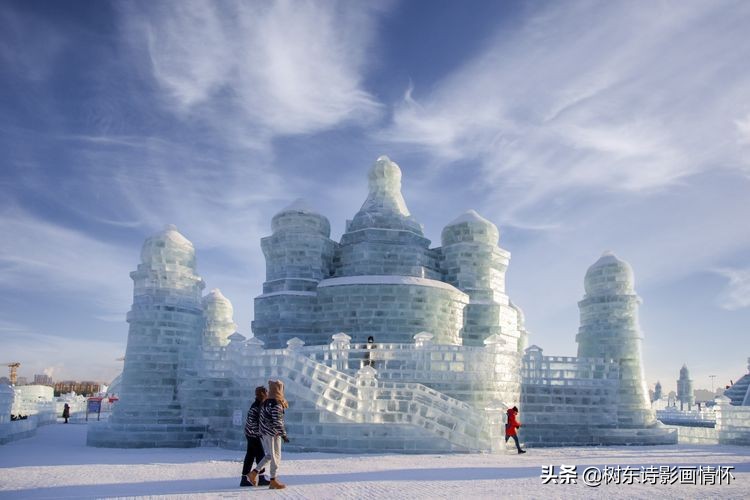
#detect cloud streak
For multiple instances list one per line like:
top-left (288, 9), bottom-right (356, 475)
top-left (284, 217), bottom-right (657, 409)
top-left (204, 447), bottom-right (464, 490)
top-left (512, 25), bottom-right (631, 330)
top-left (715, 267), bottom-right (750, 310)
top-left (121, 0), bottom-right (386, 139)
top-left (380, 0), bottom-right (750, 217)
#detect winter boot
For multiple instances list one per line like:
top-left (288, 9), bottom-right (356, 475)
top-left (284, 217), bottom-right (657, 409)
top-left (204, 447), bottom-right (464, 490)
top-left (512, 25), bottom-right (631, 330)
top-left (240, 476), bottom-right (253, 487)
top-left (269, 478), bottom-right (286, 490)
top-left (258, 475), bottom-right (271, 486)
top-left (248, 470), bottom-right (259, 486)
top-left (518, 449), bottom-right (527, 454)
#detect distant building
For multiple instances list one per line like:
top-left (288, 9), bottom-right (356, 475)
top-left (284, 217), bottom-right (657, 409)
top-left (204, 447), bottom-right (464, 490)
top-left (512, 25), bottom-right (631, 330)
top-left (15, 376), bottom-right (28, 386)
top-left (54, 381), bottom-right (102, 396)
top-left (653, 381), bottom-right (662, 402)
top-left (33, 374), bottom-right (53, 386)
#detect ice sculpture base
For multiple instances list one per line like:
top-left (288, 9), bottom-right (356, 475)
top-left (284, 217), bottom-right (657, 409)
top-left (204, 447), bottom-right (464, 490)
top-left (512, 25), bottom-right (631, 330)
top-left (87, 422), bottom-right (208, 448)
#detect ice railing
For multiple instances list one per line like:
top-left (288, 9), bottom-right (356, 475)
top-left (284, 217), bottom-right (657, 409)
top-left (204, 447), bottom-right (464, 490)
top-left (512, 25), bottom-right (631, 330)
top-left (522, 348), bottom-right (619, 386)
top-left (228, 341), bottom-right (498, 451)
top-left (209, 331), bottom-right (520, 399)
top-left (656, 407), bottom-right (716, 427)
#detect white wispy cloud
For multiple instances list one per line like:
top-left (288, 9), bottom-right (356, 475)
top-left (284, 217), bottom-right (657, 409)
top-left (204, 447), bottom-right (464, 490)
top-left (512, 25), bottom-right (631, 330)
top-left (0, 207), bottom-right (133, 315)
top-left (380, 0), bottom-right (750, 216)
top-left (120, 0), bottom-right (386, 138)
top-left (715, 267), bottom-right (750, 310)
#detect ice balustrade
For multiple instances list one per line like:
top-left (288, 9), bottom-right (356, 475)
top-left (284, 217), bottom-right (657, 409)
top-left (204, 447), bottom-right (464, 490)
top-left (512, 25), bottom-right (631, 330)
top-left (227, 344), bottom-right (497, 451)
top-left (656, 407), bottom-right (716, 427)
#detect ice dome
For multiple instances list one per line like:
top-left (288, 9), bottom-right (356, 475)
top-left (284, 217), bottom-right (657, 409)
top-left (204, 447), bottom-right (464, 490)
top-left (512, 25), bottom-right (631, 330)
top-left (140, 224), bottom-right (196, 267)
top-left (583, 251), bottom-right (635, 296)
top-left (348, 156), bottom-right (423, 235)
top-left (271, 198), bottom-right (331, 237)
top-left (202, 288), bottom-right (236, 346)
top-left (203, 288), bottom-right (234, 317)
top-left (441, 210), bottom-right (499, 246)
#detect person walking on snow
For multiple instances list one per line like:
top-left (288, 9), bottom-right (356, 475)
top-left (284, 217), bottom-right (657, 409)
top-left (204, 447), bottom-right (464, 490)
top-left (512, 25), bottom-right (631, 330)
top-left (249, 380), bottom-right (290, 489)
top-left (62, 403), bottom-right (70, 424)
top-left (240, 386), bottom-right (270, 487)
top-left (505, 406), bottom-right (526, 454)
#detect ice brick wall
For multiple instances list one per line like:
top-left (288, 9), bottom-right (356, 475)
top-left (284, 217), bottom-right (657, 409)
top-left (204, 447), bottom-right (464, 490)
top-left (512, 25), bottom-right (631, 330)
top-left (308, 339), bottom-right (521, 409)
top-left (336, 228), bottom-right (439, 278)
top-left (314, 277), bottom-right (469, 345)
top-left (521, 348), bottom-right (620, 446)
top-left (716, 396), bottom-right (750, 445)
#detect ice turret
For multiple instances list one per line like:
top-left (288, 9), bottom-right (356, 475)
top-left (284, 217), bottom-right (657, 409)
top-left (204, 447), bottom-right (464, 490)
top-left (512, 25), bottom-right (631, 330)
top-left (677, 364), bottom-right (695, 410)
top-left (254, 200), bottom-right (336, 348)
top-left (202, 289), bottom-right (236, 347)
top-left (336, 156), bottom-right (438, 279)
top-left (88, 225), bottom-right (206, 448)
top-left (441, 210), bottom-right (518, 349)
top-left (576, 251), bottom-right (655, 428)
top-left (348, 155), bottom-right (423, 235)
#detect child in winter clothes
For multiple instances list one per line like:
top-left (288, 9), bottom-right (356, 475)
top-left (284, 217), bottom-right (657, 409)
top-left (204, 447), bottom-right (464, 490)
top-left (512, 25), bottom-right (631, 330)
top-left (505, 406), bottom-right (526, 454)
top-left (241, 386), bottom-right (270, 487)
top-left (249, 380), bottom-right (290, 489)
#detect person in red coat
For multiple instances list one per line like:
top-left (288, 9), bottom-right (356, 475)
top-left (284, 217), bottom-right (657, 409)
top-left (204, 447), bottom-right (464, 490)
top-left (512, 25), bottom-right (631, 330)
top-left (505, 406), bottom-right (526, 454)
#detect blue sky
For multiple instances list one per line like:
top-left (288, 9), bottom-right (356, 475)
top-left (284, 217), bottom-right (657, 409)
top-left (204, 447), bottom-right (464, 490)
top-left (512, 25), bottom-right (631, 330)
top-left (1, 0), bottom-right (749, 392)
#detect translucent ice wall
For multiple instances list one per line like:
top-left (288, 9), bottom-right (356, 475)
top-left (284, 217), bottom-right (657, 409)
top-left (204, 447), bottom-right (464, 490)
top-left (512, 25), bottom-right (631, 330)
top-left (576, 251), bottom-right (656, 428)
top-left (0, 385), bottom-right (14, 423)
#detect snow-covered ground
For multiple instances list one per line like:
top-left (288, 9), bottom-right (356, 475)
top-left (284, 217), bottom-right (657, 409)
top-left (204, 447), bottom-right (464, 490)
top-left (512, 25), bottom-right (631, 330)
top-left (1, 424), bottom-right (748, 499)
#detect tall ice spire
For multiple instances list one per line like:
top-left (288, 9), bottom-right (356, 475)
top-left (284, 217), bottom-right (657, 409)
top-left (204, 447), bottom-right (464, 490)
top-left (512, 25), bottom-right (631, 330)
top-left (348, 156), bottom-right (423, 235)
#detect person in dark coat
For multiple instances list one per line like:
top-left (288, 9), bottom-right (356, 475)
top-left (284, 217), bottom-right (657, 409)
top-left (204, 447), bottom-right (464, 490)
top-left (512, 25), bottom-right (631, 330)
top-left (241, 386), bottom-right (270, 487)
top-left (62, 403), bottom-right (70, 424)
top-left (505, 406), bottom-right (526, 454)
top-left (249, 380), bottom-right (289, 490)
top-left (364, 336), bottom-right (375, 367)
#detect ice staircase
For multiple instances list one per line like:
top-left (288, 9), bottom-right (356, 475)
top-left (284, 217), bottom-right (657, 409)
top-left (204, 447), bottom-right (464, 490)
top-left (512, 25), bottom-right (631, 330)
top-left (229, 349), bottom-right (498, 452)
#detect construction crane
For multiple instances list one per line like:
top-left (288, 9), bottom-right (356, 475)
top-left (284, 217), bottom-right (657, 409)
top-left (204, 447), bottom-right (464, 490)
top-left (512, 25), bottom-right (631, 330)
top-left (4, 362), bottom-right (20, 385)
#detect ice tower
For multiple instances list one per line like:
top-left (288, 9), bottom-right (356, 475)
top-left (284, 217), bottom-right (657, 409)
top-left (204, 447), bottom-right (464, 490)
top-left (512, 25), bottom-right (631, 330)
top-left (441, 211), bottom-right (521, 348)
top-left (88, 225), bottom-right (207, 447)
top-left (677, 365), bottom-right (695, 411)
top-left (253, 199), bottom-right (335, 348)
top-left (202, 289), bottom-right (236, 347)
top-left (576, 251), bottom-right (656, 428)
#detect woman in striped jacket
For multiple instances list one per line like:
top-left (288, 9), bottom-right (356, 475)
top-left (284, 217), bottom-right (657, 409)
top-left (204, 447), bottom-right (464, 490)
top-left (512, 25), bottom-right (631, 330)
top-left (240, 386), bottom-right (269, 487)
top-left (249, 379), bottom-right (289, 489)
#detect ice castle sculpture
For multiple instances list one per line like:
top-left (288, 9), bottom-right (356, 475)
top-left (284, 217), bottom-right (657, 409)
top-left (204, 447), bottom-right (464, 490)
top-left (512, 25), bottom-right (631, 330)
top-left (88, 156), bottom-right (676, 451)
